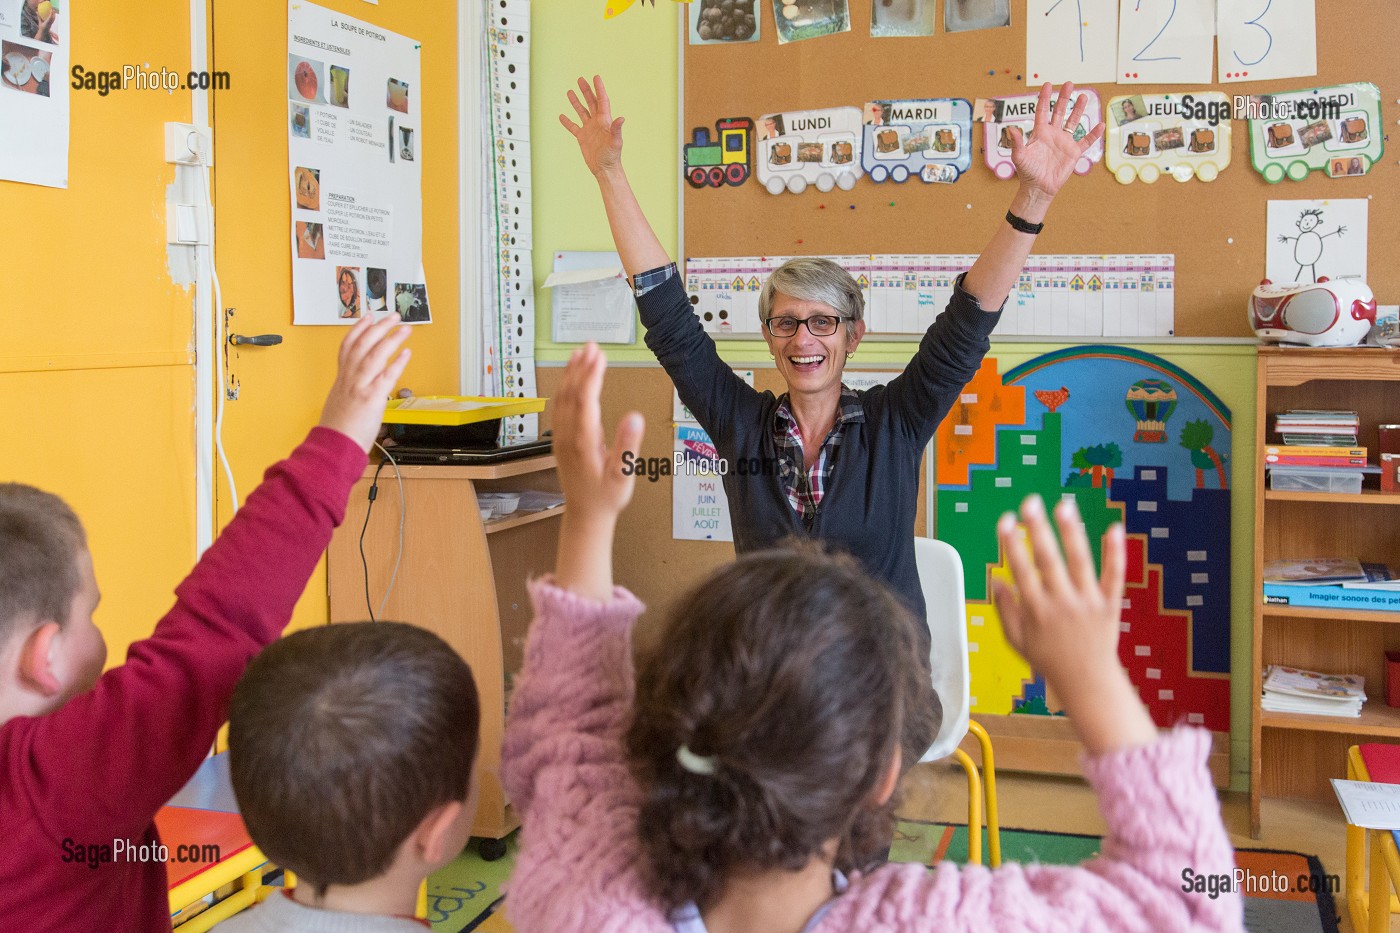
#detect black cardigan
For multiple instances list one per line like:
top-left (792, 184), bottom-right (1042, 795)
top-left (637, 272), bottom-right (1000, 629)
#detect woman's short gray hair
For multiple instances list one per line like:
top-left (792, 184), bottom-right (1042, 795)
top-left (758, 258), bottom-right (864, 341)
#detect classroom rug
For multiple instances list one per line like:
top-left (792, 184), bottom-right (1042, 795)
top-left (895, 820), bottom-right (1340, 933)
top-left (429, 825), bottom-right (1339, 933)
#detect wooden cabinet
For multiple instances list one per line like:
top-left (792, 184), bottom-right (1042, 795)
top-left (1251, 348), bottom-right (1400, 837)
top-left (328, 456), bottom-right (563, 852)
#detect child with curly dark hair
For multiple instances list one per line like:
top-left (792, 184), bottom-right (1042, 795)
top-left (502, 344), bottom-right (1243, 933)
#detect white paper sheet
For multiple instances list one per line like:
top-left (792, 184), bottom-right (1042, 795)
top-left (1025, 0), bottom-right (1118, 85)
top-left (288, 3), bottom-right (426, 326)
top-left (1266, 199), bottom-right (1367, 284)
top-left (547, 251), bottom-right (635, 344)
top-left (1217, 0), bottom-right (1316, 83)
top-left (686, 254), bottom-right (1173, 338)
top-left (1116, 0), bottom-right (1214, 85)
top-left (673, 423), bottom-right (733, 541)
top-left (1332, 779), bottom-right (1400, 830)
top-left (843, 371), bottom-right (898, 392)
top-left (0, 0), bottom-right (69, 187)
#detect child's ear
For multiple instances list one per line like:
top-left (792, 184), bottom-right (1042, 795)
top-left (415, 800), bottom-right (465, 866)
top-left (17, 622), bottom-right (63, 697)
top-left (872, 745), bottom-right (902, 806)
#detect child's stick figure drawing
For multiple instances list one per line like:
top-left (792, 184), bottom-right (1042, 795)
top-left (1277, 208), bottom-right (1345, 282)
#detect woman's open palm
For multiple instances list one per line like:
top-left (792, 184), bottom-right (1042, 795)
top-left (1009, 81), bottom-right (1104, 198)
top-left (560, 75), bottom-right (624, 177)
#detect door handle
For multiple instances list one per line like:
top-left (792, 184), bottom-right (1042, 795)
top-left (228, 333), bottom-right (283, 347)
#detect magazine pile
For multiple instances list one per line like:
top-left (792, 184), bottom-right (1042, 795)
top-left (1262, 665), bottom-right (1366, 718)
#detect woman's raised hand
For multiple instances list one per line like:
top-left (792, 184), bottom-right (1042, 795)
top-left (1008, 81), bottom-right (1105, 200)
top-left (560, 75), bottom-right (624, 178)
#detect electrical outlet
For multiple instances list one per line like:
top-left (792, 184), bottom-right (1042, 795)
top-left (165, 122), bottom-right (213, 165)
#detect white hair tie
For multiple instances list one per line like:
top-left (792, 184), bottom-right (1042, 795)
top-left (676, 745), bottom-right (718, 775)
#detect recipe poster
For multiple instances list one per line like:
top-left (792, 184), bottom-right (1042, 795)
top-left (288, 1), bottom-right (428, 325)
top-left (0, 0), bottom-right (69, 188)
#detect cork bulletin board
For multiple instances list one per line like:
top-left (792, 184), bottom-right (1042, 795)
top-left (680, 0), bottom-right (1398, 337)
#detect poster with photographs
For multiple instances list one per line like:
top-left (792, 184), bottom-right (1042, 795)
top-left (288, 2), bottom-right (429, 325)
top-left (0, 0), bottom-right (68, 187)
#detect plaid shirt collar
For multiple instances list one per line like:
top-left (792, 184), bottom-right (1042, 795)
top-left (773, 389), bottom-right (864, 530)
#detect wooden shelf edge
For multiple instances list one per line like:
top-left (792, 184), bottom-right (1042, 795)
top-left (1261, 706), bottom-right (1400, 738)
top-left (1264, 489), bottom-right (1400, 506)
top-left (1261, 604), bottom-right (1400, 624)
top-left (484, 506), bottom-right (566, 534)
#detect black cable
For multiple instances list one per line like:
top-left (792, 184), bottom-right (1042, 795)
top-left (360, 460), bottom-right (387, 622)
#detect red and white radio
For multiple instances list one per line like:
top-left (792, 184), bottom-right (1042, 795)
top-left (1249, 278), bottom-right (1376, 347)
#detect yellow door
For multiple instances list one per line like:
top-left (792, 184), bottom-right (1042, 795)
top-left (209, 0), bottom-right (461, 632)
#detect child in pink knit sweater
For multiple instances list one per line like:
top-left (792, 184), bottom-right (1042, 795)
top-left (503, 344), bottom-right (1244, 933)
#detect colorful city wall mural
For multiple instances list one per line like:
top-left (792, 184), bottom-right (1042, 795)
top-left (933, 347), bottom-right (1231, 734)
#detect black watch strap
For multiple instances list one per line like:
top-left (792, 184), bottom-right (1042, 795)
top-left (1005, 210), bottom-right (1045, 235)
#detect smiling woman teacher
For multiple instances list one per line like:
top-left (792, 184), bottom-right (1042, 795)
top-left (563, 76), bottom-right (1102, 632)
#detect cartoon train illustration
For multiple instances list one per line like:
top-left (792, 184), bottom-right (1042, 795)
top-left (1267, 123), bottom-right (1295, 148)
top-left (1248, 84), bottom-right (1384, 184)
top-left (1341, 117), bottom-right (1367, 143)
top-left (683, 117), bottom-right (755, 188)
top-left (1124, 133), bottom-right (1150, 157)
top-left (756, 106), bottom-right (864, 195)
top-left (860, 97), bottom-right (973, 184)
top-left (1189, 128), bottom-right (1215, 153)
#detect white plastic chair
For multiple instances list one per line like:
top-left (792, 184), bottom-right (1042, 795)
top-left (914, 537), bottom-right (1001, 867)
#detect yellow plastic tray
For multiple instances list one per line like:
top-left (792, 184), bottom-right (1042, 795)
top-left (382, 396), bottom-right (546, 426)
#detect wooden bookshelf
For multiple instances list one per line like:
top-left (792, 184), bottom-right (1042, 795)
top-left (1251, 347), bottom-right (1400, 837)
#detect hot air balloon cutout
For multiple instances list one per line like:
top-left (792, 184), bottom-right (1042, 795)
top-left (932, 346), bottom-right (1231, 743)
top-left (1125, 378), bottom-right (1178, 443)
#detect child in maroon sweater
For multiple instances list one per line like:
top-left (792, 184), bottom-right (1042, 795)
top-left (0, 315), bottom-right (411, 931)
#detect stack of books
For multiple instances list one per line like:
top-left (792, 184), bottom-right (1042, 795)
top-left (1274, 410), bottom-right (1360, 447)
top-left (1262, 664), bottom-right (1366, 717)
top-left (1262, 558), bottom-right (1400, 611)
top-left (1266, 411), bottom-right (1371, 492)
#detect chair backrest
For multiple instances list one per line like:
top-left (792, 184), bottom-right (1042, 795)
top-left (914, 537), bottom-right (970, 763)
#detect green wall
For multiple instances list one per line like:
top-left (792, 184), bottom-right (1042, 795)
top-left (529, 5), bottom-right (1257, 790)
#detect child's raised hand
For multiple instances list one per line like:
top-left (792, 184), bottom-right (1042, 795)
top-left (318, 315), bottom-right (412, 453)
top-left (991, 496), bottom-right (1158, 754)
top-left (991, 496), bottom-right (1125, 692)
top-left (559, 75), bottom-right (624, 178)
top-left (552, 344), bottom-right (643, 601)
top-left (554, 343), bottom-right (644, 525)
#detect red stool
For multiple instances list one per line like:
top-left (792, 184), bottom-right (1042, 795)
top-left (1345, 743), bottom-right (1400, 933)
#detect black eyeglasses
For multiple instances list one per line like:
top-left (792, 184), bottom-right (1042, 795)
top-left (764, 314), bottom-right (846, 337)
